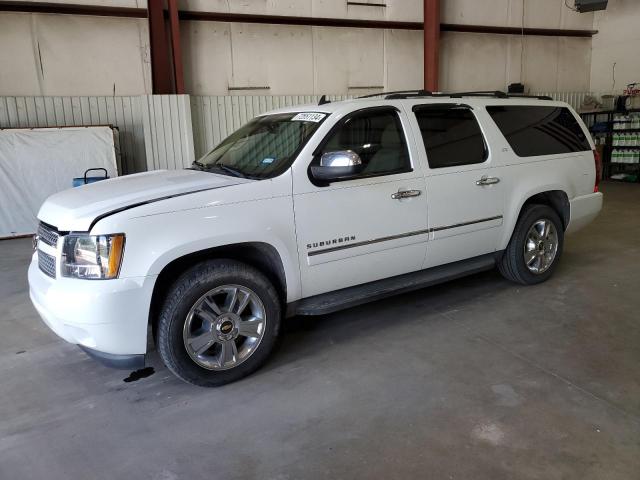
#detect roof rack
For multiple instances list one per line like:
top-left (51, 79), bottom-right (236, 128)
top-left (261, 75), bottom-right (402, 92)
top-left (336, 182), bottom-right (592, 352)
top-left (445, 91), bottom-right (553, 100)
top-left (357, 90), bottom-right (432, 99)
top-left (356, 90), bottom-right (553, 101)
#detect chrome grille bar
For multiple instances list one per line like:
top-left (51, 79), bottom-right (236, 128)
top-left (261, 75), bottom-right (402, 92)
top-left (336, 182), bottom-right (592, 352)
top-left (37, 222), bottom-right (59, 247)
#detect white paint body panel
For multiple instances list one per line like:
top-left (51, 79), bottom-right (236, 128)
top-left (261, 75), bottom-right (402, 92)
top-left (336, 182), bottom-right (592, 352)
top-left (28, 97), bottom-right (603, 359)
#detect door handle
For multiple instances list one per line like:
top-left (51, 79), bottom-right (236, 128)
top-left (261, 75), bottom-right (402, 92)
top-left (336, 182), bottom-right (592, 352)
top-left (476, 175), bottom-right (500, 186)
top-left (391, 189), bottom-right (422, 199)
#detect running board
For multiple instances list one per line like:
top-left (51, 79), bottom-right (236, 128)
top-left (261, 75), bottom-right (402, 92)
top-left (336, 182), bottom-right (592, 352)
top-left (291, 253), bottom-right (498, 316)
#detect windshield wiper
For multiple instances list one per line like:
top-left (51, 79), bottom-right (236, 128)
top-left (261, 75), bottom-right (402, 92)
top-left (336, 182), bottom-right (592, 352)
top-left (214, 164), bottom-right (248, 178)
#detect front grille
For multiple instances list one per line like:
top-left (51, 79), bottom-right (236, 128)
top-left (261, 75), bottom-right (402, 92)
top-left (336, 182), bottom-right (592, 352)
top-left (38, 250), bottom-right (57, 278)
top-left (37, 222), bottom-right (59, 247)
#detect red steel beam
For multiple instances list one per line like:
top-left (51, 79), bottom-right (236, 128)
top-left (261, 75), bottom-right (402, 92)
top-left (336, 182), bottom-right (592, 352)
top-left (167, 0), bottom-right (185, 94)
top-left (147, 0), bottom-right (173, 94)
top-left (424, 0), bottom-right (440, 92)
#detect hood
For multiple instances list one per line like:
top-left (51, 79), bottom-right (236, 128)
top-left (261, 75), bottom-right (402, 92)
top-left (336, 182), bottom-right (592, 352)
top-left (38, 169), bottom-right (250, 231)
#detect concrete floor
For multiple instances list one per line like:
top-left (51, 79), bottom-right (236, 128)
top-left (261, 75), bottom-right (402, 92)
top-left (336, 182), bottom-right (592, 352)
top-left (1, 182), bottom-right (639, 479)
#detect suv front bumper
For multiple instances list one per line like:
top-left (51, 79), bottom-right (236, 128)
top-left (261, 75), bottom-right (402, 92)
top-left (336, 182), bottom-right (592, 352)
top-left (28, 254), bottom-right (155, 369)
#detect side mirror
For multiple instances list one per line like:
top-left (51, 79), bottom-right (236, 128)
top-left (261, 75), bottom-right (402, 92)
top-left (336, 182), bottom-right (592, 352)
top-left (310, 150), bottom-right (364, 182)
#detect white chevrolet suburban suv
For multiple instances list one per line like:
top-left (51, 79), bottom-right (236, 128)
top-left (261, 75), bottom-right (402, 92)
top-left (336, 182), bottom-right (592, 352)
top-left (29, 91), bottom-right (603, 386)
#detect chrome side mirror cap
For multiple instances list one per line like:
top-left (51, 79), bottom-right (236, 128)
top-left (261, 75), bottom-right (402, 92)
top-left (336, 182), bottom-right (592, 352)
top-left (311, 150), bottom-right (364, 182)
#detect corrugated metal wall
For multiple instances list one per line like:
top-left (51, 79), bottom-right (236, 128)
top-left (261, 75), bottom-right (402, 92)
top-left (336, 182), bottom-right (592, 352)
top-left (141, 95), bottom-right (195, 171)
top-left (0, 96), bottom-right (146, 174)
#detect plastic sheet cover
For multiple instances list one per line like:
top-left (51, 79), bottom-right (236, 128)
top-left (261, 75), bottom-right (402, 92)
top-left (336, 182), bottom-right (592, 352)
top-left (0, 127), bottom-right (118, 238)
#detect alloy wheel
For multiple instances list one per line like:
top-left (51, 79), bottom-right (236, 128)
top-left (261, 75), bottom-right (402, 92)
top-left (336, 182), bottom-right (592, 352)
top-left (183, 284), bottom-right (267, 370)
top-left (523, 218), bottom-right (558, 274)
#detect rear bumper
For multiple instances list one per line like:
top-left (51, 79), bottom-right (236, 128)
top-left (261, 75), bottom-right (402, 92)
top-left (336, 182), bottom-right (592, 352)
top-left (566, 192), bottom-right (603, 234)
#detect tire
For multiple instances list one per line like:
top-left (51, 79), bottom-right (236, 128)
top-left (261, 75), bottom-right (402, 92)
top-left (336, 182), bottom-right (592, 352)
top-left (156, 259), bottom-right (281, 387)
top-left (498, 204), bottom-right (564, 285)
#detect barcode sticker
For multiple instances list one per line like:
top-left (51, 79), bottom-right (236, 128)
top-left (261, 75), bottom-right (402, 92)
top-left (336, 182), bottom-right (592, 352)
top-left (292, 112), bottom-right (326, 122)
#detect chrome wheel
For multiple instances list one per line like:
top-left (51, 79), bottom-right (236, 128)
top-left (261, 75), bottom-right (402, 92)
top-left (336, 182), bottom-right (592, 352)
top-left (524, 219), bottom-right (558, 274)
top-left (183, 284), bottom-right (267, 371)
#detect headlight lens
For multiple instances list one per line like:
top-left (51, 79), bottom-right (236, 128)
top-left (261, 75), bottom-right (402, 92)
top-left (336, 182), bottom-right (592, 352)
top-left (61, 234), bottom-right (125, 279)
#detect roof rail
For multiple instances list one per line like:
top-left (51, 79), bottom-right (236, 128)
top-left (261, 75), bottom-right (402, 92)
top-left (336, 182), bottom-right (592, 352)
top-left (379, 90), bottom-right (554, 100)
top-left (508, 93), bottom-right (554, 100)
top-left (355, 90), bottom-right (554, 101)
top-left (447, 91), bottom-right (553, 100)
top-left (446, 91), bottom-right (509, 98)
top-left (357, 90), bottom-right (432, 99)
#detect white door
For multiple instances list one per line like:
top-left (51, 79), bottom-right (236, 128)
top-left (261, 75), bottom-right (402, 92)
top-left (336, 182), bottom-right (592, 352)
top-left (404, 103), bottom-right (505, 268)
top-left (292, 106), bottom-right (429, 298)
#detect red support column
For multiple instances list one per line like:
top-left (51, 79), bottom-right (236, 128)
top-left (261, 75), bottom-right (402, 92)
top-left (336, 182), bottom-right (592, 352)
top-left (424, 0), bottom-right (440, 92)
top-left (148, 0), bottom-right (173, 94)
top-left (167, 0), bottom-right (185, 94)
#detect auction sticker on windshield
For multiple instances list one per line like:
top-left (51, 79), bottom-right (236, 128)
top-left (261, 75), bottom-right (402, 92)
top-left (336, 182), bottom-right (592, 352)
top-left (292, 112), bottom-right (326, 122)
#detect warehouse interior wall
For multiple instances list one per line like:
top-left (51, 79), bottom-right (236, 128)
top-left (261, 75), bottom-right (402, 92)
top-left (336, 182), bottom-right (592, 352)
top-left (0, 10), bottom-right (152, 96)
top-left (589, 0), bottom-right (640, 94)
top-left (1, 0), bottom-right (632, 97)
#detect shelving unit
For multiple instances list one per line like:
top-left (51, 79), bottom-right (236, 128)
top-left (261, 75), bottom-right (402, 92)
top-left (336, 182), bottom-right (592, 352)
top-left (580, 108), bottom-right (640, 183)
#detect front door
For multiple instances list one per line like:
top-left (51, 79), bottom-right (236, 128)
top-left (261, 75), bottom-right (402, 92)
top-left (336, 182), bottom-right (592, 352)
top-left (292, 106), bottom-right (429, 298)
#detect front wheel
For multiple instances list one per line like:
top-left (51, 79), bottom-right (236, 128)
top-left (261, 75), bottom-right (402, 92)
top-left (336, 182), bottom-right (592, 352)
top-left (156, 259), bottom-right (281, 387)
top-left (498, 204), bottom-right (564, 285)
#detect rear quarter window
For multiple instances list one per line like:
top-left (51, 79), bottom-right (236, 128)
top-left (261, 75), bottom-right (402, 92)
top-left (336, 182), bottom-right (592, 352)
top-left (486, 106), bottom-right (591, 157)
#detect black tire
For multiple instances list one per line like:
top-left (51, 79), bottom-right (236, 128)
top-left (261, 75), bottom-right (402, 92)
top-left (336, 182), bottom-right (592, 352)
top-left (498, 204), bottom-right (564, 285)
top-left (156, 259), bottom-right (281, 387)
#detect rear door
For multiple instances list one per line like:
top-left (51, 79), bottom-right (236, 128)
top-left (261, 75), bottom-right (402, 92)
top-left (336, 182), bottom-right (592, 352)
top-left (404, 102), bottom-right (505, 268)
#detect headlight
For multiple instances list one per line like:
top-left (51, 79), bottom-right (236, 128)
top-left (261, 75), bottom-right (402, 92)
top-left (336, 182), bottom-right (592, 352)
top-left (61, 234), bottom-right (125, 279)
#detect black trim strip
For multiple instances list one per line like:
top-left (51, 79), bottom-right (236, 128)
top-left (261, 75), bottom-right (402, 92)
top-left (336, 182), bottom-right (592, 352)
top-left (431, 215), bottom-right (503, 232)
top-left (307, 215), bottom-right (503, 257)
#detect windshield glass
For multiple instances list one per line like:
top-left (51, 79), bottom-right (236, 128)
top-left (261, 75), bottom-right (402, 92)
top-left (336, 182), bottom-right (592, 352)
top-left (194, 112), bottom-right (327, 179)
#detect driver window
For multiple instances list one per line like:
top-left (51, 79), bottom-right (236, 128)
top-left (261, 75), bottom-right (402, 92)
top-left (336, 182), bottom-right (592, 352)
top-left (318, 109), bottom-right (411, 177)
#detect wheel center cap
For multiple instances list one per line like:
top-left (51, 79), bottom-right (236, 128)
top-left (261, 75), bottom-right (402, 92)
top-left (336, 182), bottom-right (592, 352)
top-left (219, 320), bottom-right (234, 334)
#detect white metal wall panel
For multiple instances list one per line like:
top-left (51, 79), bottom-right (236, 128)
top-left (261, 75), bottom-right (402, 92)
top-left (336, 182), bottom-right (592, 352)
top-left (0, 96), bottom-right (146, 174)
top-left (141, 95), bottom-right (195, 171)
top-left (190, 94), bottom-right (350, 158)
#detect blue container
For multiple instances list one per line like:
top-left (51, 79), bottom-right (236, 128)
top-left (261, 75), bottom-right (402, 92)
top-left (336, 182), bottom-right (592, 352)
top-left (73, 168), bottom-right (109, 187)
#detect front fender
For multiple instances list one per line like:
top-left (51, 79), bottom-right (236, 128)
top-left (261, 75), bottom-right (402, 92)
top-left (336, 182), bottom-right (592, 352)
top-left (96, 195), bottom-right (302, 302)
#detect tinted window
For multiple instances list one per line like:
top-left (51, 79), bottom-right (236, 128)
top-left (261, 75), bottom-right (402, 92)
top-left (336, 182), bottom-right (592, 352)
top-left (486, 106), bottom-right (591, 157)
top-left (317, 108), bottom-right (410, 176)
top-left (414, 106), bottom-right (486, 169)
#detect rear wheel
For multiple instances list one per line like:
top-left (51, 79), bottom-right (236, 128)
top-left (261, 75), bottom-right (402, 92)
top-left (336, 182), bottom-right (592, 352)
top-left (157, 259), bottom-right (281, 387)
top-left (498, 204), bottom-right (564, 285)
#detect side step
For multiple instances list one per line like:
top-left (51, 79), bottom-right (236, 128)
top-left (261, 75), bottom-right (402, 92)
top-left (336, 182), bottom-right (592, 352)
top-left (292, 253), bottom-right (498, 316)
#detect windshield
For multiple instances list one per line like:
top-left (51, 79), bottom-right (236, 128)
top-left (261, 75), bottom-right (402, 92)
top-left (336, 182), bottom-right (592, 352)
top-left (194, 112), bottom-right (327, 179)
